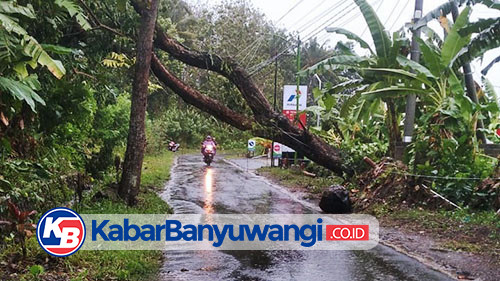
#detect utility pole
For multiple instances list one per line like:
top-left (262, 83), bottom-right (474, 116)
top-left (294, 36), bottom-right (301, 165)
top-left (314, 74), bottom-right (322, 127)
top-left (271, 43), bottom-right (278, 167)
top-left (403, 0), bottom-right (423, 144)
top-left (450, 2), bottom-right (487, 143)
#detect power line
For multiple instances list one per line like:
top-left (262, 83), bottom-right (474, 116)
top-left (383, 0), bottom-right (400, 28)
top-left (389, 0), bottom-right (411, 31)
top-left (295, 0), bottom-right (347, 34)
top-left (361, 0), bottom-right (384, 37)
top-left (247, 0), bottom-right (360, 73)
top-left (288, 0), bottom-right (330, 31)
top-left (235, 0), bottom-right (305, 60)
top-left (301, 2), bottom-right (359, 43)
top-left (243, 38), bottom-right (265, 68)
top-left (276, 0), bottom-right (306, 23)
top-left (249, 1), bottom-right (361, 75)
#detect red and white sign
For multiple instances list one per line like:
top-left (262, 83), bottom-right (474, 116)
top-left (272, 143), bottom-right (282, 158)
top-left (282, 110), bottom-right (307, 130)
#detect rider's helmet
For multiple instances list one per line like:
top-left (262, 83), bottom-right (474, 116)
top-left (205, 135), bottom-right (213, 141)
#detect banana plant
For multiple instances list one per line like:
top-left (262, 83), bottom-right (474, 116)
top-left (300, 0), bottom-right (410, 155)
top-left (363, 5), bottom-right (500, 142)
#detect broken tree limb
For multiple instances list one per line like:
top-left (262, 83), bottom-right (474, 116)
top-left (303, 170), bottom-right (316, 177)
top-left (151, 54), bottom-right (255, 131)
top-left (130, 0), bottom-right (352, 177)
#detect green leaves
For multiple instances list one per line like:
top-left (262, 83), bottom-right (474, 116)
top-left (325, 27), bottom-right (374, 55)
top-left (354, 0), bottom-right (391, 60)
top-left (54, 0), bottom-right (91, 30)
top-left (441, 6), bottom-right (471, 68)
top-left (396, 55), bottom-right (436, 79)
top-left (0, 12), bottom-right (27, 35)
top-left (417, 38), bottom-right (442, 76)
top-left (23, 36), bottom-right (66, 79)
top-left (458, 18), bottom-right (498, 36)
top-left (0, 76), bottom-right (45, 112)
top-left (455, 19), bottom-right (500, 66)
top-left (298, 54), bottom-right (374, 76)
top-left (363, 86), bottom-right (430, 99)
top-left (0, 1), bottom-right (35, 18)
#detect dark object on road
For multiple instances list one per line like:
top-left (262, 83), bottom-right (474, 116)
top-left (319, 185), bottom-right (352, 214)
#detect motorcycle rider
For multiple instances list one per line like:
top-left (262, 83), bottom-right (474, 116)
top-left (201, 135), bottom-right (217, 154)
top-left (168, 140), bottom-right (180, 152)
top-left (201, 135), bottom-right (217, 165)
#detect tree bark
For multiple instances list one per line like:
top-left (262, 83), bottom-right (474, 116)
top-left (131, 1), bottom-right (352, 177)
top-left (119, 0), bottom-right (159, 205)
top-left (150, 54), bottom-right (352, 176)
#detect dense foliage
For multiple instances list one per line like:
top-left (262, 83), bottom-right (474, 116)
top-left (302, 0), bottom-right (500, 207)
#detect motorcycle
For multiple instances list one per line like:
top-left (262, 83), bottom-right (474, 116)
top-left (202, 143), bottom-right (215, 166)
top-left (168, 141), bottom-right (180, 152)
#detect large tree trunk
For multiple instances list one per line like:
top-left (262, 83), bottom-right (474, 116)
top-left (131, 1), bottom-right (352, 177)
top-left (150, 55), bottom-right (352, 176)
top-left (119, 0), bottom-right (159, 205)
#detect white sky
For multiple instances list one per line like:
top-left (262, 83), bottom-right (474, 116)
top-left (188, 0), bottom-right (500, 94)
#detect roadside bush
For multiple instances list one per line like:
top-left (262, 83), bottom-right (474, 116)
top-left (146, 106), bottom-right (251, 152)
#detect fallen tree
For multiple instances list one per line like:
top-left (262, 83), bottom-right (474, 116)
top-left (132, 1), bottom-right (352, 176)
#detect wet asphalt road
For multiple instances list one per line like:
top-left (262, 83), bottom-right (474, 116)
top-left (159, 154), bottom-right (454, 281)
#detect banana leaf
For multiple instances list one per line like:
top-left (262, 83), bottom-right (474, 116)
top-left (325, 27), bottom-right (374, 55)
top-left (396, 55), bottom-right (437, 79)
top-left (441, 6), bottom-right (471, 68)
top-left (459, 18), bottom-right (498, 36)
top-left (354, 0), bottom-right (391, 60)
top-left (454, 19), bottom-right (500, 66)
top-left (0, 1), bottom-right (35, 18)
top-left (416, 38), bottom-right (442, 76)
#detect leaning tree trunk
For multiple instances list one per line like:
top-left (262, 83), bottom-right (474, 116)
top-left (119, 0), bottom-right (159, 205)
top-left (129, 0), bottom-right (353, 177)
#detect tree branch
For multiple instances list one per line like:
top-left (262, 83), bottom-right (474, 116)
top-left (151, 54), bottom-right (255, 131)
top-left (78, 0), bottom-right (127, 37)
top-left (131, 0), bottom-right (352, 176)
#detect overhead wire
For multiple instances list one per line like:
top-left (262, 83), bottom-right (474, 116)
top-left (382, 0), bottom-right (400, 28)
top-left (276, 0), bottom-right (306, 23)
top-left (295, 0), bottom-right (347, 35)
top-left (287, 0), bottom-right (330, 31)
top-left (388, 0), bottom-right (411, 31)
top-left (249, 1), bottom-right (360, 75)
top-left (235, 0), bottom-right (306, 59)
top-left (360, 0), bottom-right (384, 37)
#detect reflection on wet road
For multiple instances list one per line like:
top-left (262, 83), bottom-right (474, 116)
top-left (159, 154), bottom-right (453, 281)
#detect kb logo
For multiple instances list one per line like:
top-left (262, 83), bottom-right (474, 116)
top-left (36, 207), bottom-right (86, 257)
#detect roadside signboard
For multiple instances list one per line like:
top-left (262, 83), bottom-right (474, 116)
top-left (283, 85), bottom-right (307, 111)
top-left (283, 85), bottom-right (307, 130)
top-left (248, 139), bottom-right (256, 151)
top-left (272, 143), bottom-right (282, 158)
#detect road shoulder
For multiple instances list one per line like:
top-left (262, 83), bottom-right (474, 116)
top-left (232, 158), bottom-right (500, 281)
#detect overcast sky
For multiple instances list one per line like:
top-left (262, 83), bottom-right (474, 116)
top-left (188, 0), bottom-right (500, 94)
